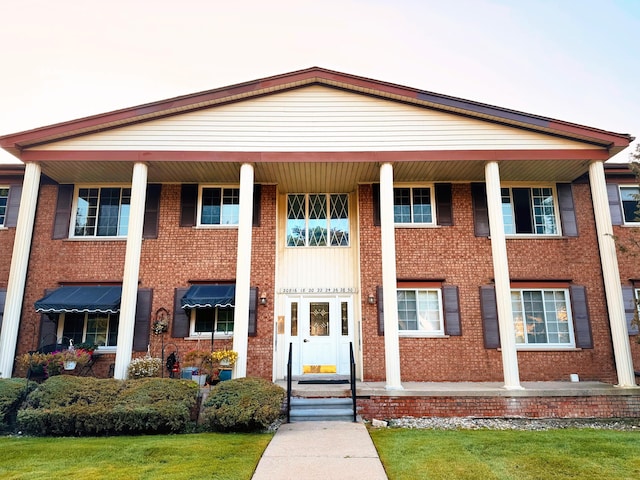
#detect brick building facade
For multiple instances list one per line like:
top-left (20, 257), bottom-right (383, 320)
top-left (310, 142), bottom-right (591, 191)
top-left (0, 68), bottom-right (637, 391)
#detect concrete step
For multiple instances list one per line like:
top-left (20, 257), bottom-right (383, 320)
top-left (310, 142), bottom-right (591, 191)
top-left (289, 396), bottom-right (355, 422)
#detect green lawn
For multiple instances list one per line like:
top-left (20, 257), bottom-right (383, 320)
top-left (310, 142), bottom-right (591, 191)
top-left (369, 428), bottom-right (640, 480)
top-left (0, 432), bottom-right (272, 480)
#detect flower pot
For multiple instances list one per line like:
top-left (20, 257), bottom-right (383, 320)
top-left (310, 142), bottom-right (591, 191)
top-left (181, 367), bottom-right (197, 379)
top-left (219, 369), bottom-right (232, 381)
top-left (64, 360), bottom-right (77, 370)
top-left (219, 359), bottom-right (230, 366)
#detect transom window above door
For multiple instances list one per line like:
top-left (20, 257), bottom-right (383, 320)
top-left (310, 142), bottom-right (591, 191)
top-left (72, 186), bottom-right (131, 238)
top-left (198, 186), bottom-right (240, 226)
top-left (286, 193), bottom-right (349, 247)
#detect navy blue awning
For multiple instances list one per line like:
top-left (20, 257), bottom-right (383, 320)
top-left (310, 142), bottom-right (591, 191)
top-left (35, 286), bottom-right (122, 314)
top-left (181, 285), bottom-right (235, 309)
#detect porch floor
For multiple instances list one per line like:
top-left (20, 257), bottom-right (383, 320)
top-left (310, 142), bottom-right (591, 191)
top-left (278, 380), bottom-right (640, 398)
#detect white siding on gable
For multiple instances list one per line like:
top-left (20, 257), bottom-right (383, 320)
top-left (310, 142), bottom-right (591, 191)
top-left (33, 86), bottom-right (595, 152)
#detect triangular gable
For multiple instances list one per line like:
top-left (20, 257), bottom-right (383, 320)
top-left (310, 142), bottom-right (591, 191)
top-left (29, 85), bottom-right (600, 154)
top-left (0, 67), bottom-right (632, 158)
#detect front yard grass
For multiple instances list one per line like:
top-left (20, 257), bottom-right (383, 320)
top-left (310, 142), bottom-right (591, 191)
top-left (369, 428), bottom-right (640, 480)
top-left (0, 432), bottom-right (272, 480)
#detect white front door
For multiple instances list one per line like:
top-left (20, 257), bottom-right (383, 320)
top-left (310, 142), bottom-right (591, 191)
top-left (286, 295), bottom-right (354, 376)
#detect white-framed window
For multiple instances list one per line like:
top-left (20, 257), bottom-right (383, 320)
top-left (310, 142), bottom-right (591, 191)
top-left (198, 186), bottom-right (240, 226)
top-left (58, 312), bottom-right (120, 348)
top-left (397, 288), bottom-right (444, 335)
top-left (190, 308), bottom-right (234, 337)
top-left (0, 186), bottom-right (10, 227)
top-left (501, 186), bottom-right (559, 235)
top-left (511, 288), bottom-right (574, 347)
top-left (394, 186), bottom-right (434, 225)
top-left (71, 186), bottom-right (131, 238)
top-left (286, 193), bottom-right (349, 247)
top-left (620, 186), bottom-right (640, 224)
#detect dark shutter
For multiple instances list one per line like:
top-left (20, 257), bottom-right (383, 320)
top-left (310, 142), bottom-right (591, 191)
top-left (252, 185), bottom-right (262, 227)
top-left (570, 285), bottom-right (593, 348)
top-left (172, 287), bottom-right (190, 337)
top-left (443, 285), bottom-right (462, 336)
top-left (142, 184), bottom-right (162, 239)
top-left (4, 184), bottom-right (22, 227)
top-left (180, 184), bottom-right (198, 227)
top-left (556, 183), bottom-right (578, 237)
top-left (376, 286), bottom-right (384, 335)
top-left (133, 289), bottom-right (153, 352)
top-left (622, 286), bottom-right (639, 335)
top-left (38, 289), bottom-right (58, 348)
top-left (248, 287), bottom-right (258, 336)
top-left (480, 285), bottom-right (500, 348)
top-left (435, 183), bottom-right (453, 226)
top-left (53, 184), bottom-right (74, 239)
top-left (471, 183), bottom-right (490, 237)
top-left (607, 183), bottom-right (623, 226)
top-left (0, 288), bottom-right (5, 332)
top-left (372, 184), bottom-right (381, 227)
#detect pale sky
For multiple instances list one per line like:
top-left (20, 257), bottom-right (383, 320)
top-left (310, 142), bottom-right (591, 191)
top-left (1, 0), bottom-right (638, 164)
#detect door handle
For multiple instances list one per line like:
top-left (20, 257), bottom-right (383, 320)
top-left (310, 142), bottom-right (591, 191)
top-left (303, 339), bottom-right (310, 342)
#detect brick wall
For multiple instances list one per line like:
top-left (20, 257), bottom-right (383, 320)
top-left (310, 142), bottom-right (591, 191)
top-left (611, 218), bottom-right (640, 374)
top-left (358, 183), bottom-right (618, 383)
top-left (15, 184), bottom-right (277, 379)
top-left (357, 394), bottom-right (640, 419)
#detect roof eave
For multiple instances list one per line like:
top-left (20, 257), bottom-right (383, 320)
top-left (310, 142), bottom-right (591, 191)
top-left (0, 67), bottom-right (633, 154)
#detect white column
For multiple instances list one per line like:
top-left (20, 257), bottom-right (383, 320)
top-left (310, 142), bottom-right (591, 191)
top-left (379, 163), bottom-right (403, 390)
top-left (232, 163), bottom-right (254, 379)
top-left (113, 162), bottom-right (147, 379)
top-left (0, 163), bottom-right (41, 378)
top-left (485, 161), bottom-right (522, 390)
top-left (589, 161), bottom-right (636, 387)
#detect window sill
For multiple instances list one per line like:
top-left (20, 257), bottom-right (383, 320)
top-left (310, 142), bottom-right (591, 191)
top-left (399, 333), bottom-right (449, 338)
top-left (66, 237), bottom-right (126, 241)
top-left (500, 347), bottom-right (581, 352)
top-left (193, 225), bottom-right (239, 230)
top-left (394, 224), bottom-right (439, 229)
top-left (502, 235), bottom-right (566, 240)
top-left (94, 347), bottom-right (117, 354)
top-left (186, 333), bottom-right (233, 340)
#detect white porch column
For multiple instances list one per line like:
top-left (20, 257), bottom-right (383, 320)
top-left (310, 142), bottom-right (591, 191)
top-left (0, 163), bottom-right (41, 378)
top-left (113, 162), bottom-right (147, 379)
top-left (485, 161), bottom-right (522, 390)
top-left (589, 161), bottom-right (636, 387)
top-left (379, 162), bottom-right (403, 390)
top-left (232, 163), bottom-right (254, 379)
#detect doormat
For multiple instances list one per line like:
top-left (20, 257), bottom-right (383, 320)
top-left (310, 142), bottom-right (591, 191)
top-left (298, 379), bottom-right (349, 385)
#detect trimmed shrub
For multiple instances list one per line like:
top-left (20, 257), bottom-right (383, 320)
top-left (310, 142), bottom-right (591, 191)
top-left (17, 376), bottom-right (198, 436)
top-left (0, 378), bottom-right (33, 432)
top-left (201, 377), bottom-right (285, 432)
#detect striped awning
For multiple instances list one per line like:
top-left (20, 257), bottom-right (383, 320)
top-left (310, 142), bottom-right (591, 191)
top-left (181, 285), bottom-right (235, 309)
top-left (35, 286), bottom-right (122, 314)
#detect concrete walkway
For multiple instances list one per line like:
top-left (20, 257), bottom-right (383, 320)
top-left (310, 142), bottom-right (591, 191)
top-left (252, 421), bottom-right (387, 480)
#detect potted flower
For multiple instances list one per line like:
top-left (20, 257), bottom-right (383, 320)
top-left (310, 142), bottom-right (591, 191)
top-left (18, 352), bottom-right (51, 379)
top-left (211, 349), bottom-right (238, 367)
top-left (183, 349), bottom-right (213, 386)
top-left (211, 349), bottom-right (237, 381)
top-left (55, 347), bottom-right (91, 371)
top-left (128, 356), bottom-right (162, 378)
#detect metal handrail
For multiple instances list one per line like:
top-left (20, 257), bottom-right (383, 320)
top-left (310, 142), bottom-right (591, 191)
top-left (286, 342), bottom-right (293, 423)
top-left (349, 342), bottom-right (357, 422)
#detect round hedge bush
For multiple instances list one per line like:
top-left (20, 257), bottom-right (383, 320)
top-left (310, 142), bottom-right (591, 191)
top-left (201, 377), bottom-right (285, 432)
